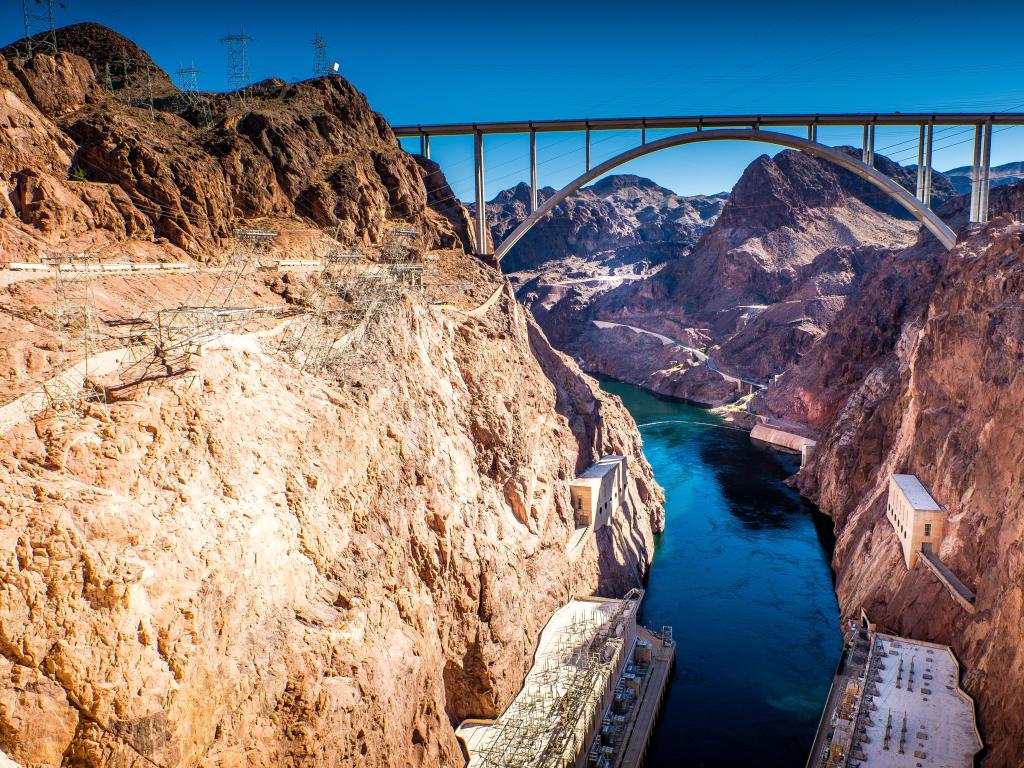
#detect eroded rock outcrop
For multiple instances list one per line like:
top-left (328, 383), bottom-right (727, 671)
top-left (766, 206), bottom-right (1024, 766)
top-left (0, 23), bottom-right (662, 768)
top-left (508, 150), bottom-right (934, 405)
top-left (0, 24), bottom-right (462, 261)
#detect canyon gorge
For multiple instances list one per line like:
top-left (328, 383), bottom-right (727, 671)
top-left (1, 16), bottom-right (1023, 768)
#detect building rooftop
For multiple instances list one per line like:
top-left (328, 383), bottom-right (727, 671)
top-left (456, 592), bottom-right (641, 768)
top-left (577, 455), bottom-right (626, 481)
top-left (855, 634), bottom-right (982, 767)
top-left (892, 474), bottom-right (942, 511)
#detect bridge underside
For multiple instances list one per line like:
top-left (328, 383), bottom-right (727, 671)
top-left (394, 113), bottom-right (1020, 259)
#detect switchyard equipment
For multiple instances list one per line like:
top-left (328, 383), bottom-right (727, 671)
top-left (458, 590), bottom-right (645, 768)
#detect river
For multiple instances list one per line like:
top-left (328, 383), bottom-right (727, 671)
top-left (599, 380), bottom-right (841, 768)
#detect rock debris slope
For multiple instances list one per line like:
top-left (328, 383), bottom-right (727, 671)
top-left (0, 24), bottom-right (662, 768)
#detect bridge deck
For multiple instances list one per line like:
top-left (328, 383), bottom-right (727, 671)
top-left (393, 112), bottom-right (1024, 136)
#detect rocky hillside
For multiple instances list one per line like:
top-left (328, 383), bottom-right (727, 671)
top-left (478, 175), bottom-right (726, 274)
top-left (0, 24), bottom-right (662, 768)
top-left (0, 22), bottom-right (472, 263)
top-left (515, 148), bottom-right (948, 405)
top-left (764, 185), bottom-right (1024, 766)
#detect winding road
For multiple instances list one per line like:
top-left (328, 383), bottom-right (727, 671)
top-left (592, 319), bottom-right (766, 389)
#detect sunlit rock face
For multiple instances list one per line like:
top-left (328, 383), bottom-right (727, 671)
top-left (0, 23), bottom-right (663, 768)
top-left (765, 192), bottom-right (1024, 766)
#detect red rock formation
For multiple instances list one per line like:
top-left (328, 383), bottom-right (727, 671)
top-left (0, 24), bottom-right (464, 261)
top-left (766, 203), bottom-right (1024, 765)
top-left (0, 24), bottom-right (662, 768)
top-left (511, 150), bottom-right (934, 405)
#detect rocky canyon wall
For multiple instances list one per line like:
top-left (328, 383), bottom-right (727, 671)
top-left (768, 205), bottom-right (1024, 766)
top-left (0, 23), bottom-right (662, 768)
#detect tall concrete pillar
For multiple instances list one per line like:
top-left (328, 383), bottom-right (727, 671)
top-left (585, 127), bottom-right (591, 172)
top-left (529, 129), bottom-right (538, 214)
top-left (807, 124), bottom-right (817, 143)
top-left (915, 124), bottom-right (926, 201)
top-left (865, 123), bottom-right (876, 167)
top-left (969, 124), bottom-right (983, 223)
top-left (641, 126), bottom-right (646, 145)
top-left (979, 121), bottom-right (993, 223)
top-left (474, 130), bottom-right (487, 254)
top-left (862, 124), bottom-right (870, 164)
top-left (922, 123), bottom-right (934, 208)
top-left (423, 134), bottom-right (430, 160)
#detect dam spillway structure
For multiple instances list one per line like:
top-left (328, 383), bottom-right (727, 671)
top-left (455, 589), bottom-right (674, 768)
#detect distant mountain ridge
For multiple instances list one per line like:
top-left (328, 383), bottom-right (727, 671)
top-left (941, 160), bottom-right (1024, 195)
top-left (474, 174), bottom-right (727, 273)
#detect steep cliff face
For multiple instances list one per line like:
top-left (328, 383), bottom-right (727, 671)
top-left (0, 24), bottom-right (462, 261)
top-left (482, 175), bottom-right (726, 274)
top-left (0, 265), bottom-right (661, 768)
top-left (767, 207), bottom-right (1024, 766)
top-left (0, 24), bottom-right (662, 768)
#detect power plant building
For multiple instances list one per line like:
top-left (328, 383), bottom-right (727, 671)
top-left (570, 455), bottom-right (628, 530)
top-left (886, 474), bottom-right (947, 569)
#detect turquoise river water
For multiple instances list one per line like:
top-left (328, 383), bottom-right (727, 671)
top-left (599, 380), bottom-right (841, 768)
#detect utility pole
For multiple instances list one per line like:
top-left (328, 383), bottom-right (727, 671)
top-left (311, 32), bottom-right (330, 77)
top-left (221, 28), bottom-right (254, 103)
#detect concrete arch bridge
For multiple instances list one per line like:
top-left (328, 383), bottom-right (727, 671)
top-left (392, 113), bottom-right (1024, 259)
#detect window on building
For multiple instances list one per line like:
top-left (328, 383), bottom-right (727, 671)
top-left (924, 523), bottom-right (932, 537)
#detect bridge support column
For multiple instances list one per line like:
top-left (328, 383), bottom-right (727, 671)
top-left (979, 121), bottom-right (993, 223)
top-left (807, 124), bottom-right (817, 143)
top-left (419, 134), bottom-right (430, 159)
top-left (529, 129), bottom-right (538, 214)
top-left (969, 123), bottom-right (989, 223)
top-left (474, 130), bottom-right (487, 254)
top-left (862, 123), bottom-right (875, 167)
top-left (915, 124), bottom-right (926, 201)
top-left (585, 128), bottom-right (591, 172)
top-left (641, 126), bottom-right (646, 145)
top-left (922, 123), bottom-right (934, 207)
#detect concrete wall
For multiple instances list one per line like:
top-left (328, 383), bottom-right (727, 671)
top-left (886, 475), bottom-right (947, 568)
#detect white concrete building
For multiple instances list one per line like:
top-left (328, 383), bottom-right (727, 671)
top-left (887, 474), bottom-right (946, 569)
top-left (570, 455), bottom-right (628, 530)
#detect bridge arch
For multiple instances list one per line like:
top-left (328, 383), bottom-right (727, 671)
top-left (493, 128), bottom-right (956, 262)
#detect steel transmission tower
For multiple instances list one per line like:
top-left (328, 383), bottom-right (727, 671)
top-left (175, 61), bottom-right (213, 127)
top-left (311, 32), bottom-right (330, 77)
top-left (21, 0), bottom-right (59, 60)
top-left (221, 29), bottom-right (254, 101)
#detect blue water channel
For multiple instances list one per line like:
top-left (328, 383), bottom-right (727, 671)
top-left (599, 380), bottom-right (841, 768)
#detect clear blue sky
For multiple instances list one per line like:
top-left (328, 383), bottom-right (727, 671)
top-left (5, 0), bottom-right (1024, 201)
